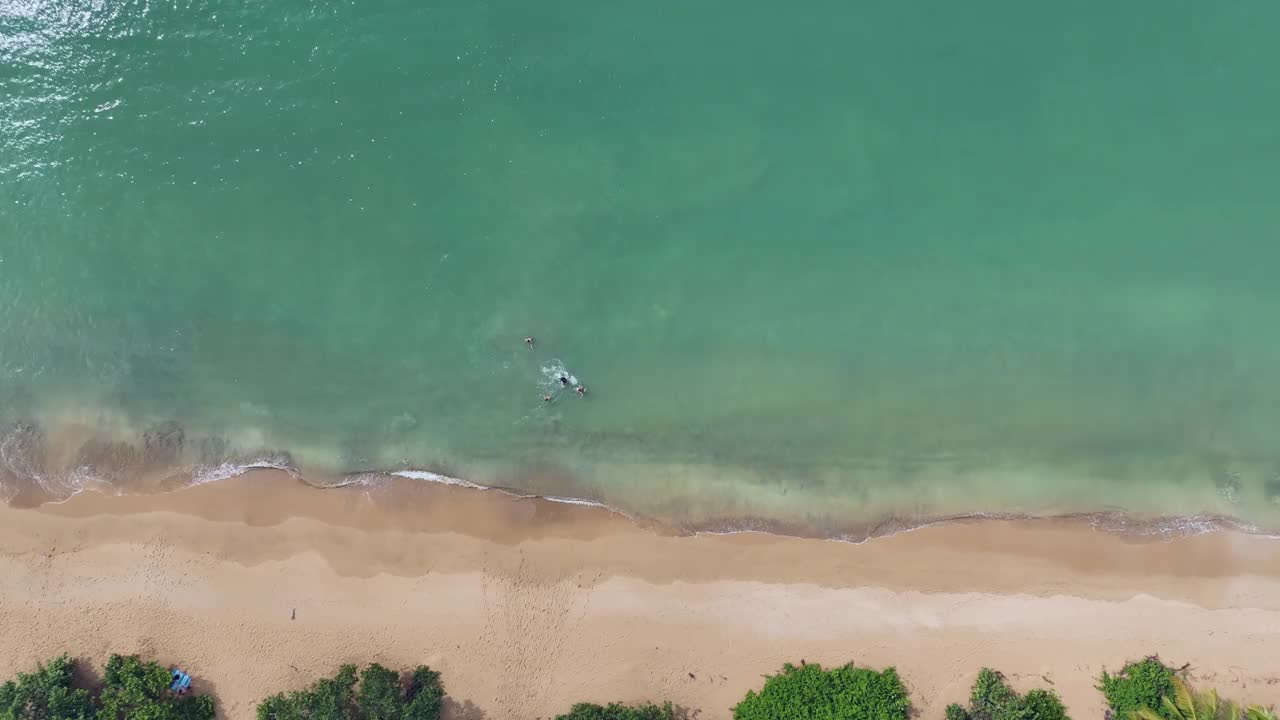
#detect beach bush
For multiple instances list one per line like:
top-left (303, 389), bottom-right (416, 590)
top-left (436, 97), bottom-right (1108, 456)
top-left (1099, 659), bottom-right (1176, 720)
top-left (1129, 675), bottom-right (1280, 720)
top-left (401, 667), bottom-right (445, 720)
top-left (357, 665), bottom-right (404, 720)
top-left (99, 654), bottom-right (215, 720)
top-left (1131, 676), bottom-right (1226, 720)
top-left (256, 664), bottom-right (359, 720)
top-left (944, 668), bottom-right (1067, 720)
top-left (1018, 690), bottom-right (1070, 720)
top-left (256, 663), bottom-right (443, 720)
top-left (0, 655), bottom-right (95, 720)
top-left (555, 701), bottom-right (677, 720)
top-left (732, 662), bottom-right (910, 720)
top-left (0, 655), bottom-right (213, 720)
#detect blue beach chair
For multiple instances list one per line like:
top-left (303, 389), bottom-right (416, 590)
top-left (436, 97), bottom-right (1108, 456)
top-left (169, 669), bottom-right (191, 694)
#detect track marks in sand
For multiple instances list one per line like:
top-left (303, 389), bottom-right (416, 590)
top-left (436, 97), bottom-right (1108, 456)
top-left (5, 529), bottom-right (90, 610)
top-left (130, 532), bottom-right (206, 604)
top-left (1194, 666), bottom-right (1280, 691)
top-left (478, 550), bottom-right (600, 720)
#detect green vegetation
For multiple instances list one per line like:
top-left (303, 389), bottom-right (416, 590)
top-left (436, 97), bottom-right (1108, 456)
top-left (944, 668), bottom-right (1068, 720)
top-left (6, 651), bottom-right (1279, 720)
top-left (1128, 675), bottom-right (1279, 720)
top-left (99, 655), bottom-right (214, 720)
top-left (1100, 659), bottom-right (1177, 720)
top-left (0, 655), bottom-right (212, 720)
top-left (255, 663), bottom-right (443, 720)
top-left (555, 701), bottom-right (677, 720)
top-left (732, 662), bottom-right (910, 720)
top-left (0, 656), bottom-right (94, 720)
top-left (1098, 659), bottom-right (1280, 720)
top-left (1132, 676), bottom-right (1229, 720)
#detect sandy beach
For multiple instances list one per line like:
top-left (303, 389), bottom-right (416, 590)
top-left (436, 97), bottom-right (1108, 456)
top-left (2, 472), bottom-right (1280, 720)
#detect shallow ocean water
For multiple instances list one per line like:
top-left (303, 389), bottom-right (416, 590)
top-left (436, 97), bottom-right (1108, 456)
top-left (2, 0), bottom-right (1280, 532)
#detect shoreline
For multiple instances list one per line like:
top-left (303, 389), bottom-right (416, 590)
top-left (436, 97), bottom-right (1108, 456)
top-left (6, 415), bottom-right (1280, 541)
top-left (11, 454), bottom-right (1277, 544)
top-left (4, 473), bottom-right (1280, 719)
top-left (30, 471), bottom-right (1280, 602)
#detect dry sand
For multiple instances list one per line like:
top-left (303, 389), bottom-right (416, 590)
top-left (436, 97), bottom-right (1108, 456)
top-left (2, 472), bottom-right (1280, 720)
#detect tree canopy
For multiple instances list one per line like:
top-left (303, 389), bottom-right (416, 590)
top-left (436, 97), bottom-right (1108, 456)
top-left (99, 655), bottom-right (215, 720)
top-left (0, 655), bottom-right (95, 720)
top-left (732, 662), bottom-right (910, 720)
top-left (555, 701), bottom-right (676, 720)
top-left (1099, 659), bottom-right (1176, 720)
top-left (0, 655), bottom-right (212, 720)
top-left (945, 668), bottom-right (1068, 720)
top-left (256, 663), bottom-right (443, 720)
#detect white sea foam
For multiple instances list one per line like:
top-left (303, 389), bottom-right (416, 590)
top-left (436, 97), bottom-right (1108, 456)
top-left (38, 465), bottom-right (108, 504)
top-left (539, 360), bottom-right (579, 391)
top-left (0, 426), bottom-right (106, 502)
top-left (0, 413), bottom-right (1275, 542)
top-left (190, 458), bottom-right (297, 486)
top-left (390, 469), bottom-right (489, 491)
top-left (389, 469), bottom-right (626, 515)
top-left (541, 494), bottom-right (614, 510)
top-left (1085, 512), bottom-right (1258, 539)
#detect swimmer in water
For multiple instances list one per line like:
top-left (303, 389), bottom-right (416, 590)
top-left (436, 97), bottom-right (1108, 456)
top-left (558, 375), bottom-right (570, 386)
top-left (542, 394), bottom-right (553, 403)
top-left (575, 384), bottom-right (586, 397)
top-left (524, 336), bottom-right (535, 349)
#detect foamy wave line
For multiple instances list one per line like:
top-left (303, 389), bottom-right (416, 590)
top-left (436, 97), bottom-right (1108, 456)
top-left (692, 509), bottom-right (1280, 544)
top-left (390, 469), bottom-right (489, 491)
top-left (191, 458), bottom-right (300, 486)
top-left (387, 469), bottom-right (621, 513)
top-left (167, 463), bottom-right (1280, 542)
top-left (11, 448), bottom-right (1276, 542)
top-left (157, 461), bottom-right (624, 514)
top-left (1084, 511), bottom-right (1271, 539)
top-left (541, 494), bottom-right (615, 509)
top-left (39, 466), bottom-right (113, 505)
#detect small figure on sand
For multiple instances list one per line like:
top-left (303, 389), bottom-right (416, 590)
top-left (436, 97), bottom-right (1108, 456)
top-left (524, 336), bottom-right (535, 349)
top-left (575, 384), bottom-right (586, 397)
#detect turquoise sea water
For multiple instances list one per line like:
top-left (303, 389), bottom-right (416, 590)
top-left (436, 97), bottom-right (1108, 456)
top-left (3, 0), bottom-right (1280, 532)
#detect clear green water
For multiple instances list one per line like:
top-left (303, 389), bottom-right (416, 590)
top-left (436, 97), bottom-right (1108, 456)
top-left (3, 0), bottom-right (1280, 532)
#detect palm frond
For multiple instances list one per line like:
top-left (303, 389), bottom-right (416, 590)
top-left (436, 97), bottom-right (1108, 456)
top-left (1246, 706), bottom-right (1279, 720)
top-left (1171, 676), bottom-right (1196, 720)
top-left (1164, 695), bottom-right (1188, 720)
top-left (1197, 688), bottom-right (1220, 720)
top-left (1133, 708), bottom-right (1166, 720)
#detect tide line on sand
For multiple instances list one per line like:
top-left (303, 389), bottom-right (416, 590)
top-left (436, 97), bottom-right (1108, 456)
top-left (7, 451), bottom-right (1278, 543)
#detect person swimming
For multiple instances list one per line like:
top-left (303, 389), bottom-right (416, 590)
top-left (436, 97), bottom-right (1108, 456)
top-left (558, 375), bottom-right (570, 386)
top-left (542, 394), bottom-right (553, 403)
top-left (524, 336), bottom-right (535, 349)
top-left (575, 384), bottom-right (586, 397)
